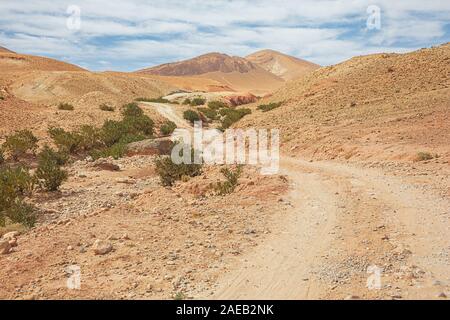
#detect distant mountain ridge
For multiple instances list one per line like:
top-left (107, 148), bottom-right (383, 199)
top-left (138, 53), bottom-right (258, 76)
top-left (137, 50), bottom-right (318, 95)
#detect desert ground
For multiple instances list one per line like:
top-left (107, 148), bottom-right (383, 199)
top-left (0, 43), bottom-right (449, 300)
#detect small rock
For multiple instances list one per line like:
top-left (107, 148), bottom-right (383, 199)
top-left (437, 292), bottom-right (447, 298)
top-left (0, 240), bottom-right (12, 255)
top-left (94, 162), bottom-right (120, 172)
top-left (92, 239), bottom-right (113, 255)
top-left (344, 295), bottom-right (360, 300)
top-left (67, 245), bottom-right (74, 251)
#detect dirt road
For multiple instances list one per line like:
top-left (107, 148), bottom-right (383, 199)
top-left (140, 101), bottom-right (450, 300)
top-left (139, 102), bottom-right (191, 129)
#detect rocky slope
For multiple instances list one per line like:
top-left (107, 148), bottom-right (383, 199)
top-left (239, 43), bottom-right (450, 164)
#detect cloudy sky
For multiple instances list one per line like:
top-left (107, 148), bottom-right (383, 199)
top-left (0, 0), bottom-right (449, 71)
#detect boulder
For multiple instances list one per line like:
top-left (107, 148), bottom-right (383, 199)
top-left (224, 93), bottom-right (258, 107)
top-left (2, 231), bottom-right (20, 240)
top-left (92, 239), bottom-right (113, 255)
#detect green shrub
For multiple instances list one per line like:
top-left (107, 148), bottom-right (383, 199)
top-left (0, 166), bottom-right (36, 227)
top-left (173, 292), bottom-right (186, 300)
top-left (219, 108), bottom-right (252, 130)
top-left (100, 117), bottom-right (151, 147)
top-left (37, 145), bottom-right (68, 166)
top-left (214, 166), bottom-right (242, 195)
top-left (122, 103), bottom-right (144, 117)
top-left (0, 148), bottom-right (4, 166)
top-left (100, 120), bottom-right (126, 147)
top-left (48, 127), bottom-right (82, 154)
top-left (183, 110), bottom-right (201, 124)
top-left (3, 130), bottom-right (38, 160)
top-left (99, 103), bottom-right (115, 112)
top-left (49, 103), bottom-right (153, 160)
top-left (135, 97), bottom-right (170, 103)
top-left (208, 101), bottom-right (228, 110)
top-left (36, 148), bottom-right (68, 191)
top-left (190, 97), bottom-right (206, 106)
top-left (198, 107), bottom-right (218, 121)
top-left (160, 121), bottom-right (177, 136)
top-left (1, 166), bottom-right (35, 196)
top-left (122, 114), bottom-right (154, 136)
top-left (416, 152), bottom-right (434, 162)
top-left (182, 98), bottom-right (191, 105)
top-left (257, 102), bottom-right (283, 112)
top-left (77, 125), bottom-right (103, 151)
top-left (154, 145), bottom-right (202, 187)
top-left (58, 103), bottom-right (74, 111)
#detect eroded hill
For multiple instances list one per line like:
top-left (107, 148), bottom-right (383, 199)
top-left (238, 43), bottom-right (450, 164)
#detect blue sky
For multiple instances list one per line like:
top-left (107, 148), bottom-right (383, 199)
top-left (0, 0), bottom-right (449, 71)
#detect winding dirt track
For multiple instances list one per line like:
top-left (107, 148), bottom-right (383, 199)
top-left (146, 103), bottom-right (450, 300)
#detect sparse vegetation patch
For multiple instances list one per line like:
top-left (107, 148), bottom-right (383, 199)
top-left (160, 121), bottom-right (177, 136)
top-left (99, 103), bottom-right (115, 112)
top-left (415, 152), bottom-right (435, 162)
top-left (257, 102), bottom-right (283, 112)
top-left (49, 103), bottom-right (154, 159)
top-left (154, 144), bottom-right (203, 187)
top-left (183, 110), bottom-right (201, 124)
top-left (135, 97), bottom-right (170, 103)
top-left (2, 130), bottom-right (38, 160)
top-left (198, 107), bottom-right (218, 121)
top-left (58, 103), bottom-right (74, 111)
top-left (0, 166), bottom-right (36, 228)
top-left (36, 146), bottom-right (68, 191)
top-left (208, 101), bottom-right (228, 110)
top-left (219, 108), bottom-right (252, 130)
top-left (214, 166), bottom-right (243, 195)
top-left (190, 97), bottom-right (206, 106)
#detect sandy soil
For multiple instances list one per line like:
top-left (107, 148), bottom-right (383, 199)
top-left (204, 156), bottom-right (449, 300)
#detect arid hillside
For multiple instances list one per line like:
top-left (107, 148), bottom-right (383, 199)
top-left (239, 43), bottom-right (450, 164)
top-left (0, 49), bottom-right (181, 138)
top-left (139, 52), bottom-right (257, 76)
top-left (246, 49), bottom-right (320, 81)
